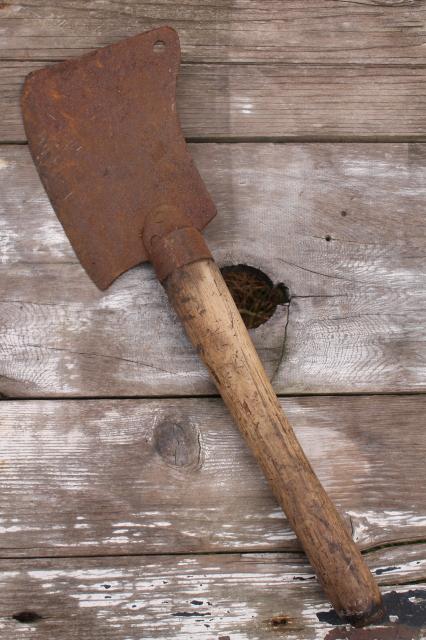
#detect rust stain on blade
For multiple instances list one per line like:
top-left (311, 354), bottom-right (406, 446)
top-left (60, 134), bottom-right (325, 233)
top-left (21, 27), bottom-right (216, 290)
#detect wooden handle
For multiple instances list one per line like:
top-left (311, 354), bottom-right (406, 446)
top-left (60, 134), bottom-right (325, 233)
top-left (164, 257), bottom-right (384, 627)
top-left (142, 210), bottom-right (384, 625)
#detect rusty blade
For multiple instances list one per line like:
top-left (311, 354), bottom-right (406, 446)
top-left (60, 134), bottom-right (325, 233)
top-left (21, 27), bottom-right (216, 290)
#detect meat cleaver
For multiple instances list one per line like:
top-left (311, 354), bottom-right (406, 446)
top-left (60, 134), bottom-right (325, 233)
top-left (21, 26), bottom-right (384, 626)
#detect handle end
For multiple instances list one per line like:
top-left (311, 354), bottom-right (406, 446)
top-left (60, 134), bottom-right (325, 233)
top-left (340, 592), bottom-right (385, 628)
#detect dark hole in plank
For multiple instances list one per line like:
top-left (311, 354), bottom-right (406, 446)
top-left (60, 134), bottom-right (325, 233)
top-left (375, 566), bottom-right (398, 576)
top-left (221, 264), bottom-right (290, 329)
top-left (13, 611), bottom-right (43, 624)
top-left (271, 614), bottom-right (290, 626)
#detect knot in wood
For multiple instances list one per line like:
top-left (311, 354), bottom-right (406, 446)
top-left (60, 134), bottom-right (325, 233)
top-left (142, 205), bottom-right (212, 282)
top-left (154, 420), bottom-right (202, 470)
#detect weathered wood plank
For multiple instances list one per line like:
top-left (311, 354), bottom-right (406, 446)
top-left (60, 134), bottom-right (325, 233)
top-left (0, 395), bottom-right (425, 557)
top-left (0, 548), bottom-right (424, 639)
top-left (1, 143), bottom-right (425, 397)
top-left (1, 0), bottom-right (426, 64)
top-left (3, 61), bottom-right (426, 143)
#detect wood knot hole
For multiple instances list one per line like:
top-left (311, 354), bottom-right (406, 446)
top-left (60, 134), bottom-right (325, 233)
top-left (154, 421), bottom-right (202, 469)
top-left (221, 264), bottom-right (290, 329)
top-left (13, 611), bottom-right (43, 624)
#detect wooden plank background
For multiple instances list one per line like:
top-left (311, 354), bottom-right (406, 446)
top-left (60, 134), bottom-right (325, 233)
top-left (0, 1), bottom-right (425, 638)
top-left (2, 1), bottom-right (426, 143)
top-left (1, 395), bottom-right (425, 559)
top-left (1, 551), bottom-right (425, 640)
top-left (2, 0), bottom-right (426, 64)
top-left (3, 61), bottom-right (426, 142)
top-left (1, 143), bottom-right (425, 397)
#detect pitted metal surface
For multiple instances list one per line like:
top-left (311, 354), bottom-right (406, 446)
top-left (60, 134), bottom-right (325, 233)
top-left (21, 27), bottom-right (216, 290)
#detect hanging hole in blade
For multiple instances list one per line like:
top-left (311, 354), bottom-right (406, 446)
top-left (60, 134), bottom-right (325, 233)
top-left (153, 40), bottom-right (166, 53)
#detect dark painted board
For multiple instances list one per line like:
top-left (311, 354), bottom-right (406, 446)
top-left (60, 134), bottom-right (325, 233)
top-left (0, 548), bottom-right (424, 639)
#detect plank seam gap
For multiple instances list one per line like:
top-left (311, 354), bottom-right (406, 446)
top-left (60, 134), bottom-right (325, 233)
top-left (185, 61), bottom-right (426, 69)
top-left (4, 58), bottom-right (426, 69)
top-left (2, 137), bottom-right (426, 146)
top-left (188, 136), bottom-right (426, 144)
top-left (1, 538), bottom-right (425, 563)
top-left (1, 391), bottom-right (425, 402)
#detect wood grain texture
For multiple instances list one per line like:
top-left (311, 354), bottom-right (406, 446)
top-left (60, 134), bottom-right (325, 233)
top-left (3, 61), bottom-right (426, 143)
top-left (1, 0), bottom-right (426, 64)
top-left (0, 395), bottom-right (425, 558)
top-left (0, 548), bottom-right (424, 639)
top-left (1, 143), bottom-right (424, 397)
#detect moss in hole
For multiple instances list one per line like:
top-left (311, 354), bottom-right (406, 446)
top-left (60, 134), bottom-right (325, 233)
top-left (221, 265), bottom-right (290, 329)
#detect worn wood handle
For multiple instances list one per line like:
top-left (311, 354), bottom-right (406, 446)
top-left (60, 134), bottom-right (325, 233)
top-left (163, 257), bottom-right (384, 627)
